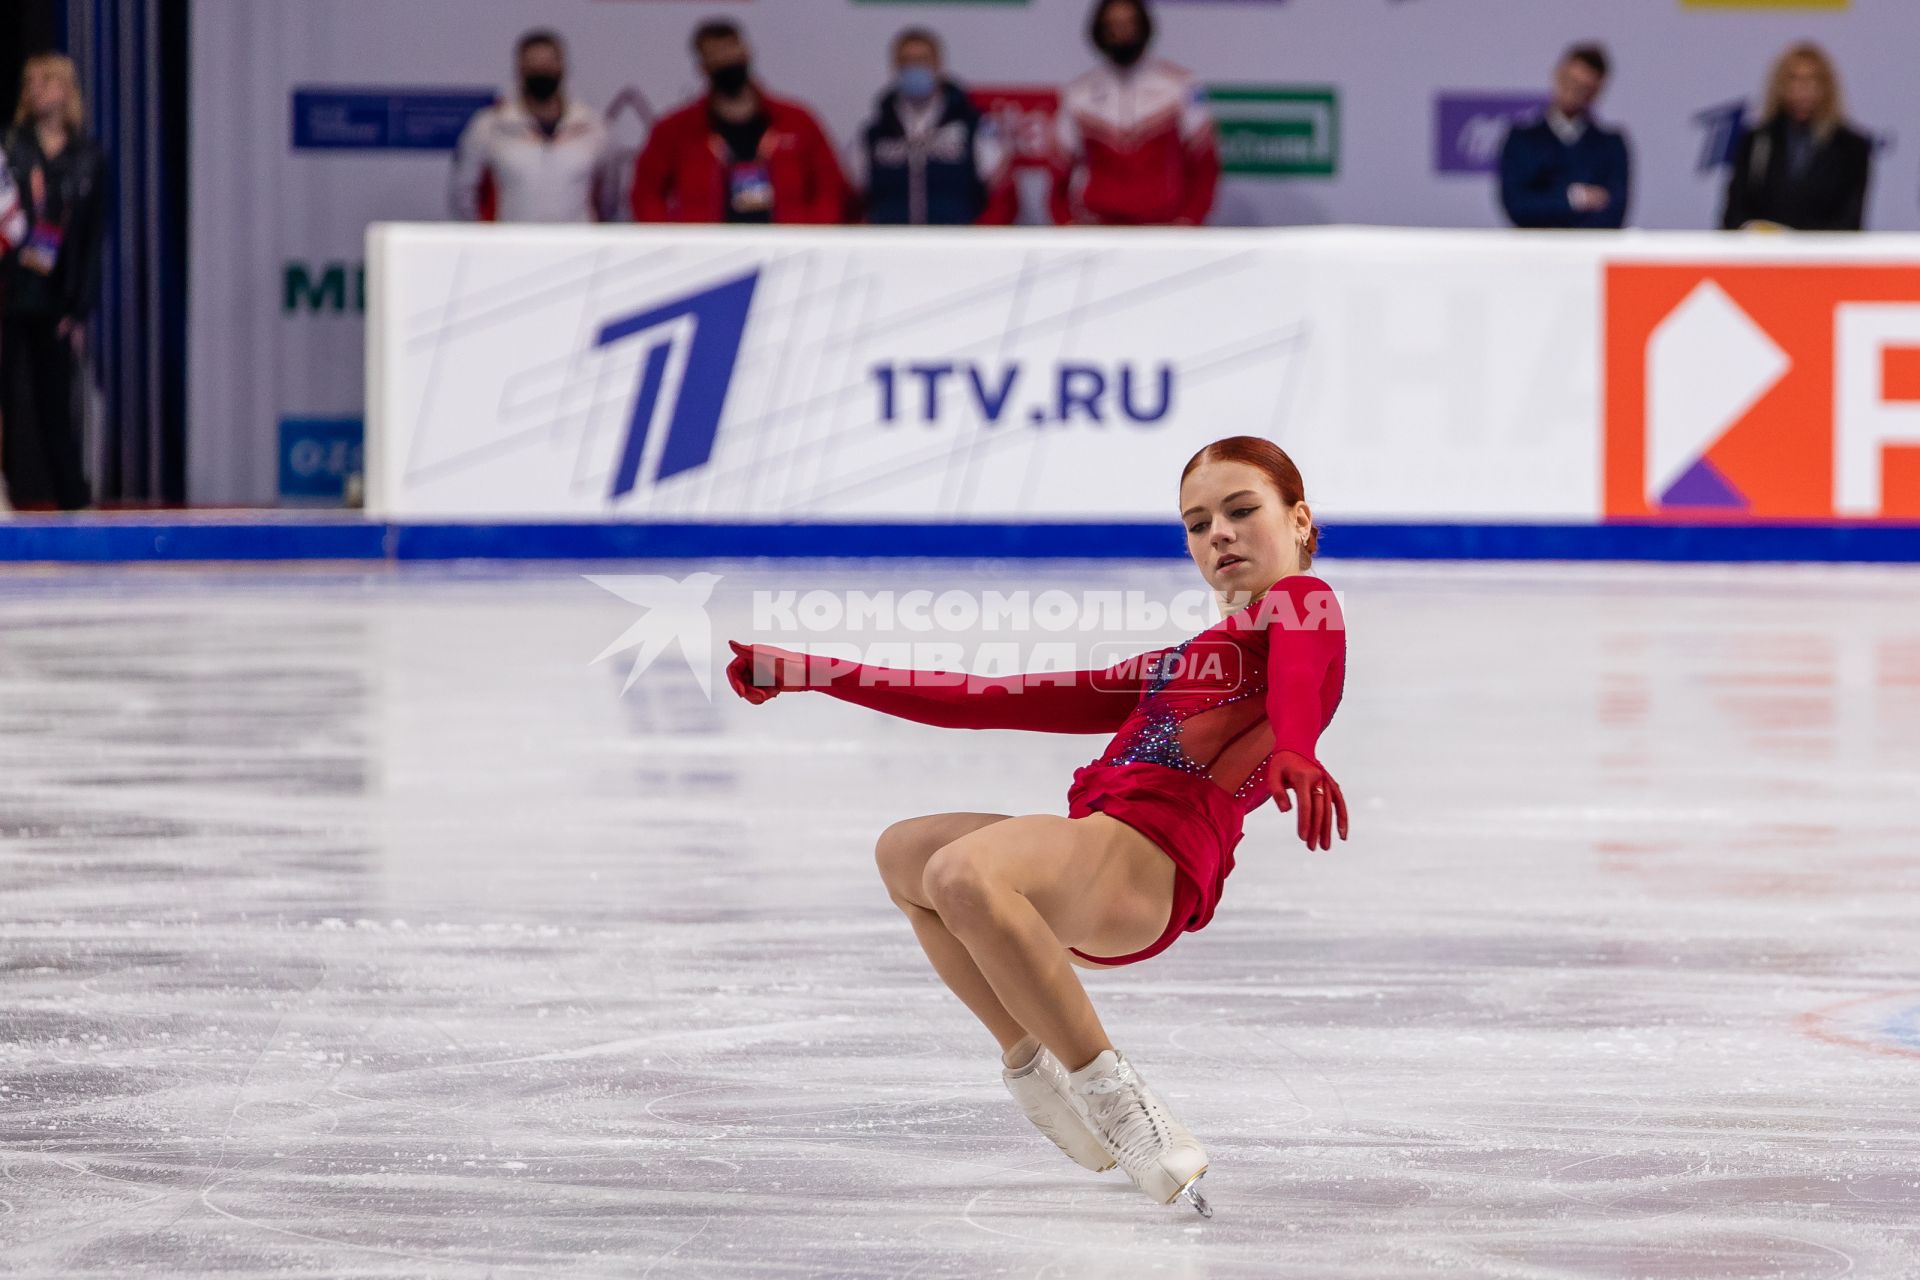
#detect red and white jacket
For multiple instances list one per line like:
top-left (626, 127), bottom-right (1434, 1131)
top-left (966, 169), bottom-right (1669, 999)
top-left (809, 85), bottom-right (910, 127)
top-left (450, 96), bottom-right (615, 223)
top-left (0, 163), bottom-right (23, 252)
top-left (1052, 59), bottom-right (1220, 227)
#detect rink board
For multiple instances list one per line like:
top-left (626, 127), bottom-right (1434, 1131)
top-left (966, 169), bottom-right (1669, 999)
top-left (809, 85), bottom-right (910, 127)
top-left (367, 225), bottom-right (1920, 542)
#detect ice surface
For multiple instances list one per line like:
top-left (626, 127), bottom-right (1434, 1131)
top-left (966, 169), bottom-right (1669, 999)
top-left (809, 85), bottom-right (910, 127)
top-left (0, 559), bottom-right (1916, 1278)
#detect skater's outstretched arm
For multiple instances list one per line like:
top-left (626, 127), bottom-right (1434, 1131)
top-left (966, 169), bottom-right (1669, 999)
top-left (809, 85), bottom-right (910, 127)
top-left (725, 640), bottom-right (1145, 734)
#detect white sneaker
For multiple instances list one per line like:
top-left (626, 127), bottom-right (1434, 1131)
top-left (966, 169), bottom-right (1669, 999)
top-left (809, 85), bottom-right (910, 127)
top-left (1002, 1043), bottom-right (1116, 1172)
top-left (1068, 1049), bottom-right (1212, 1216)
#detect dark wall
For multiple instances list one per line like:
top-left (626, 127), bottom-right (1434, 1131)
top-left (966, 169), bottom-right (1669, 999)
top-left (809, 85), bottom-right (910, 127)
top-left (0, 0), bottom-right (63, 121)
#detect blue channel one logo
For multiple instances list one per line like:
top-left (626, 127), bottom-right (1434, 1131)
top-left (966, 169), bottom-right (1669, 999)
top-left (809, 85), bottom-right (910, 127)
top-left (594, 271), bottom-right (760, 499)
top-left (592, 267), bottom-right (1176, 499)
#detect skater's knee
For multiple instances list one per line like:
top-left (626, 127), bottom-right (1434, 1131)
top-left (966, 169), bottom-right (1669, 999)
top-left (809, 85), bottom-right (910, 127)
top-left (874, 819), bottom-right (930, 905)
top-left (921, 844), bottom-right (1000, 927)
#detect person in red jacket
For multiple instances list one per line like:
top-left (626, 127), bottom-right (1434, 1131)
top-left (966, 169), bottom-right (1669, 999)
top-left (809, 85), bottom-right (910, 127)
top-left (1053, 0), bottom-right (1220, 226)
top-left (726, 436), bottom-right (1348, 1216)
top-left (631, 20), bottom-right (847, 224)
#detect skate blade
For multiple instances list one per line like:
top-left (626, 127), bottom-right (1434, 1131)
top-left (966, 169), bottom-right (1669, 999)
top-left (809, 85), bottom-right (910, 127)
top-left (1176, 1169), bottom-right (1213, 1218)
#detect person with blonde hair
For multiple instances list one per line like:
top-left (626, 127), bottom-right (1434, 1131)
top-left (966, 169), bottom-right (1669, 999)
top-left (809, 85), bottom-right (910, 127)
top-left (1721, 42), bottom-right (1870, 232)
top-left (3, 51), bottom-right (108, 510)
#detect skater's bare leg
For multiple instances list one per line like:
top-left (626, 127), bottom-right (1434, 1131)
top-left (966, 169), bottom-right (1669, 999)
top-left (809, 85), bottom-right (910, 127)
top-left (921, 814), bottom-right (1174, 1073)
top-left (904, 903), bottom-right (1032, 1050)
top-left (875, 813), bottom-right (1031, 1053)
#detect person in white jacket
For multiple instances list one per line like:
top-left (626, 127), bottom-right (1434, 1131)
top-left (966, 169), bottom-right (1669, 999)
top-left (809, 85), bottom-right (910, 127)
top-left (450, 30), bottom-right (616, 223)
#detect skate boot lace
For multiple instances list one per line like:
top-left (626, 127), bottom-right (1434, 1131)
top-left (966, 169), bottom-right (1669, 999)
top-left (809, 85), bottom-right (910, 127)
top-left (1080, 1063), bottom-right (1171, 1167)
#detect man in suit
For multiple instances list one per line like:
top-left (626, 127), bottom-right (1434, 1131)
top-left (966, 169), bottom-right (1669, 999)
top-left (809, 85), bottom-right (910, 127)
top-left (1498, 44), bottom-right (1630, 230)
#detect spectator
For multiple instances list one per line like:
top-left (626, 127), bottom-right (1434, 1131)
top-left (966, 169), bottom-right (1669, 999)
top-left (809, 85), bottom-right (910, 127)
top-left (632, 20), bottom-right (846, 224)
top-left (450, 30), bottom-right (615, 223)
top-left (3, 52), bottom-right (106, 512)
top-left (1498, 44), bottom-right (1630, 229)
top-left (855, 28), bottom-right (1013, 226)
top-left (1721, 43), bottom-right (1870, 232)
top-left (1053, 0), bottom-right (1218, 227)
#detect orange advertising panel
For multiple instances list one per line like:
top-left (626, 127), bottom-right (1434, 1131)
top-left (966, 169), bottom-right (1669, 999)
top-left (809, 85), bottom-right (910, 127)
top-left (1606, 264), bottom-right (1920, 521)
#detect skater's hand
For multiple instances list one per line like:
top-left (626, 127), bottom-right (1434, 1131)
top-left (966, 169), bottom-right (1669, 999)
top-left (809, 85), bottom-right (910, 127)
top-left (724, 639), bottom-right (810, 704)
top-left (1269, 749), bottom-right (1347, 852)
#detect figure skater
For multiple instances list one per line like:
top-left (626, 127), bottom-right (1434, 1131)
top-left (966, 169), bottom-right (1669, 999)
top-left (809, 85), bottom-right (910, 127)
top-left (724, 436), bottom-right (1348, 1217)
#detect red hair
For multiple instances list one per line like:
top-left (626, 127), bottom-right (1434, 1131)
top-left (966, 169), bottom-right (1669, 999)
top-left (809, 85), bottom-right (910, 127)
top-left (1180, 436), bottom-right (1321, 569)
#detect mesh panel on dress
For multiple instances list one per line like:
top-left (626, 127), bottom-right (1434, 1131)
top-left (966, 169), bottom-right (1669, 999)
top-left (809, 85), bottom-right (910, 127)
top-left (1096, 637), bottom-right (1274, 802)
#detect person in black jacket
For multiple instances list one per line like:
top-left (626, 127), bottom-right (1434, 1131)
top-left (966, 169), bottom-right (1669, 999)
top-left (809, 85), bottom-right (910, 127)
top-left (855, 28), bottom-right (1012, 225)
top-left (1721, 43), bottom-right (1870, 232)
top-left (3, 52), bottom-right (108, 511)
top-left (1497, 43), bottom-right (1630, 229)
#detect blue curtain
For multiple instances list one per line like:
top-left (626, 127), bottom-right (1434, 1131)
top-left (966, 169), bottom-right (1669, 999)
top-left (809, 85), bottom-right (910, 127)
top-left (63, 0), bottom-right (186, 504)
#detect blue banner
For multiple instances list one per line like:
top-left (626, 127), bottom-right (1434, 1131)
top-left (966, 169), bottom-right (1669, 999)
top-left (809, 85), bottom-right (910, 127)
top-left (279, 417), bottom-right (364, 499)
top-left (291, 88), bottom-right (494, 151)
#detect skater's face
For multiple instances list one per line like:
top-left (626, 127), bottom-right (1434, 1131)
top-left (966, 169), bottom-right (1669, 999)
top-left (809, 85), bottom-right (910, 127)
top-left (1179, 460), bottom-right (1312, 601)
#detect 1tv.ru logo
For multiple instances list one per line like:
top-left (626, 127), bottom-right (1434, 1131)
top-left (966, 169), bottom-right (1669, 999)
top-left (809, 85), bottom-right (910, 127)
top-left (595, 271), bottom-right (759, 499)
top-left (1605, 264), bottom-right (1920, 519)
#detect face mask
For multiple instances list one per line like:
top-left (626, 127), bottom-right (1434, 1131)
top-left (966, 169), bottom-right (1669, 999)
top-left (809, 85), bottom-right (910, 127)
top-left (709, 62), bottom-right (751, 97)
top-left (1100, 37), bottom-right (1148, 69)
top-left (897, 66), bottom-right (937, 101)
top-left (522, 73), bottom-right (561, 104)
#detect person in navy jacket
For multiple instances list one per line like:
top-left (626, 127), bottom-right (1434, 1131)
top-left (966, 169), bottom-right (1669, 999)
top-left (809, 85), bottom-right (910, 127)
top-left (855, 29), bottom-right (1013, 225)
top-left (1498, 44), bottom-right (1630, 230)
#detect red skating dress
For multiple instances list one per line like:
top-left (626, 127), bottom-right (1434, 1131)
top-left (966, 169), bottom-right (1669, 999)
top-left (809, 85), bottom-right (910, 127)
top-left (791, 574), bottom-right (1347, 966)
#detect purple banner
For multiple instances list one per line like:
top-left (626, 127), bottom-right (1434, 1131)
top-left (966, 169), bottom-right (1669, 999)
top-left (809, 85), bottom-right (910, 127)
top-left (1434, 93), bottom-right (1548, 174)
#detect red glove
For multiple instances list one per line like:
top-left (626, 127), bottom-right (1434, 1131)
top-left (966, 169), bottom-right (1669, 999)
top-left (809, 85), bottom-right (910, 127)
top-left (1269, 749), bottom-right (1348, 852)
top-left (724, 639), bottom-right (810, 705)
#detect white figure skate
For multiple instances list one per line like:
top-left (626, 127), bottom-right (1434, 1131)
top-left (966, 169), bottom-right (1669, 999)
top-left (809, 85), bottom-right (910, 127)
top-left (1002, 1042), bottom-right (1116, 1172)
top-left (1068, 1049), bottom-right (1212, 1217)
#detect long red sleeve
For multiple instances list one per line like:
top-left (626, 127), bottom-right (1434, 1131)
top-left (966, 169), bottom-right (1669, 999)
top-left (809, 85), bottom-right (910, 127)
top-left (631, 128), bottom-right (675, 222)
top-left (791, 111), bottom-right (850, 225)
top-left (977, 168), bottom-right (1019, 226)
top-left (1179, 132), bottom-right (1221, 226)
top-left (798, 655), bottom-right (1146, 734)
top-left (1256, 577), bottom-right (1345, 764)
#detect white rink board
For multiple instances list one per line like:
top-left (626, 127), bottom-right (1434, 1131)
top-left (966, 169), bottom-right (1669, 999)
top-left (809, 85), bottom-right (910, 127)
top-left (369, 225), bottom-right (1611, 521)
top-left (369, 225), bottom-right (1920, 524)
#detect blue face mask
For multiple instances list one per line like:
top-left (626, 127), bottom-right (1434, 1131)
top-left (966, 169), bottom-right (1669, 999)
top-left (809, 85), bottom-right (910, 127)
top-left (897, 65), bottom-right (938, 101)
